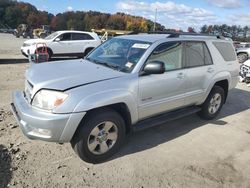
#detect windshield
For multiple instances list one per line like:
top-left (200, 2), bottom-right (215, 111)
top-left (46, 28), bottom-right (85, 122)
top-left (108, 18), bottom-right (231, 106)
top-left (86, 38), bottom-right (151, 73)
top-left (45, 31), bottom-right (60, 40)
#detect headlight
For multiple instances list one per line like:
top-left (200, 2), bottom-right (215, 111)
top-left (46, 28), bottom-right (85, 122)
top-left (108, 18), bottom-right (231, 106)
top-left (32, 90), bottom-right (68, 110)
top-left (23, 43), bottom-right (36, 47)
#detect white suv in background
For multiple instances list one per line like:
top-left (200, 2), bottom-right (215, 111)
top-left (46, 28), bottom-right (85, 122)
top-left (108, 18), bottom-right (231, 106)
top-left (21, 30), bottom-right (101, 60)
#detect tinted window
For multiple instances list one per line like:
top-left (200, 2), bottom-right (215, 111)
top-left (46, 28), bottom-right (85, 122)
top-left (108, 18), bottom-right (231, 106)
top-left (204, 43), bottom-right (213, 65)
top-left (245, 44), bottom-right (250, 48)
top-left (59, 33), bottom-right (71, 41)
top-left (147, 42), bottom-right (183, 71)
top-left (185, 42), bottom-right (213, 67)
top-left (185, 42), bottom-right (204, 67)
top-left (213, 42), bottom-right (236, 61)
top-left (72, 33), bottom-right (94, 40)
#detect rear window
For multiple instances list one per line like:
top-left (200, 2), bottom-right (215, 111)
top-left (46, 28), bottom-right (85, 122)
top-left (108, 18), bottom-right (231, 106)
top-left (72, 33), bottom-right (94, 40)
top-left (213, 42), bottom-right (236, 61)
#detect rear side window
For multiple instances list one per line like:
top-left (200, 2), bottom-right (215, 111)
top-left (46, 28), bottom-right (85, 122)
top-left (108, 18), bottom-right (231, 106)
top-left (72, 33), bottom-right (94, 40)
top-left (185, 42), bottom-right (213, 68)
top-left (213, 42), bottom-right (236, 61)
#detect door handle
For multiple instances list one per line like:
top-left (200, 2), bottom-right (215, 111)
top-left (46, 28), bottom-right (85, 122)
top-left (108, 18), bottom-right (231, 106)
top-left (207, 68), bottom-right (214, 73)
top-left (176, 72), bottom-right (184, 79)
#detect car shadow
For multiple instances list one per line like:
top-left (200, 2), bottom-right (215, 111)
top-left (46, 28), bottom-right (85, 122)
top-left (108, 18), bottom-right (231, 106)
top-left (0, 59), bottom-right (28, 64)
top-left (0, 57), bottom-right (80, 64)
top-left (0, 145), bottom-right (12, 188)
top-left (109, 87), bottom-right (250, 162)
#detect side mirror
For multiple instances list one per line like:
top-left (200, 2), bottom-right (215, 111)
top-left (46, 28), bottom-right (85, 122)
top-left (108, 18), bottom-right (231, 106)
top-left (54, 38), bottom-right (60, 42)
top-left (142, 61), bottom-right (165, 75)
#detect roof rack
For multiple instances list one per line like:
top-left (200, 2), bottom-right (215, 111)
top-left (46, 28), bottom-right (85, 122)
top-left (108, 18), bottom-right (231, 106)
top-left (147, 31), bottom-right (225, 40)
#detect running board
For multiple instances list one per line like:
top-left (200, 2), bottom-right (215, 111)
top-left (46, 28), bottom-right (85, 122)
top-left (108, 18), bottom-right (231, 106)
top-left (133, 106), bottom-right (201, 132)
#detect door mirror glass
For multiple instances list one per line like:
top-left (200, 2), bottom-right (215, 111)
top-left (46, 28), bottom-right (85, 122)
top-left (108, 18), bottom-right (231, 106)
top-left (143, 61), bottom-right (165, 75)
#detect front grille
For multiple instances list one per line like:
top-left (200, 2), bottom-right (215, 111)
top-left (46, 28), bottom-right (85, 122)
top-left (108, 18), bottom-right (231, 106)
top-left (240, 65), bottom-right (250, 76)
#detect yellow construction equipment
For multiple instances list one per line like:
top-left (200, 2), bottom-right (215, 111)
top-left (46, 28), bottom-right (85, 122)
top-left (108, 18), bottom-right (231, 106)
top-left (91, 29), bottom-right (135, 42)
top-left (33, 25), bottom-right (51, 38)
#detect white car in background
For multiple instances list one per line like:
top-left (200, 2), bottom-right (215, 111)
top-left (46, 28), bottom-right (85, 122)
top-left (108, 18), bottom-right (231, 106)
top-left (21, 30), bottom-right (101, 60)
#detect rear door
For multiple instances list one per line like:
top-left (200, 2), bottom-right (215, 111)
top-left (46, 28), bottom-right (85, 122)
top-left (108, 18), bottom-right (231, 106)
top-left (183, 41), bottom-right (215, 106)
top-left (71, 33), bottom-right (96, 54)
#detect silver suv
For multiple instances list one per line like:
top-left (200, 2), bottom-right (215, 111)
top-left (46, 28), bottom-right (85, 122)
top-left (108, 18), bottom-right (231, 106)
top-left (11, 33), bottom-right (239, 163)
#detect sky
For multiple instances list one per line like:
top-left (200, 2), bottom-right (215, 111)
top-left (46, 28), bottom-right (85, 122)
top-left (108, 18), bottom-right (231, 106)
top-left (22, 0), bottom-right (250, 30)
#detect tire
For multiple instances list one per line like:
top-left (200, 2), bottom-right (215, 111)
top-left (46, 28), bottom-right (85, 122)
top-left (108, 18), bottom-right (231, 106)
top-left (83, 48), bottom-right (94, 57)
top-left (23, 33), bottom-right (27, 38)
top-left (198, 86), bottom-right (225, 120)
top-left (71, 108), bottom-right (126, 163)
top-left (237, 53), bottom-right (248, 63)
top-left (47, 49), bottom-right (52, 61)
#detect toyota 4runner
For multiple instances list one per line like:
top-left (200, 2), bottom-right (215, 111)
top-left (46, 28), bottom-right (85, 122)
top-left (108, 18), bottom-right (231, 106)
top-left (11, 33), bottom-right (239, 163)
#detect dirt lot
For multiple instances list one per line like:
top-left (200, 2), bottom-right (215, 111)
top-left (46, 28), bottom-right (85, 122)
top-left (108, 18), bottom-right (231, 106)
top-left (0, 33), bottom-right (250, 188)
top-left (0, 33), bottom-right (26, 59)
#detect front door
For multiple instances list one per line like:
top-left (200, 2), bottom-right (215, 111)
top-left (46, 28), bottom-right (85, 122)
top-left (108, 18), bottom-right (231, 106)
top-left (50, 32), bottom-right (73, 54)
top-left (138, 41), bottom-right (187, 120)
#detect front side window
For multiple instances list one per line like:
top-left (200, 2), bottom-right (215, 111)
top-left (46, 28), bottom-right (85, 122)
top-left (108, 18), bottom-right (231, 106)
top-left (185, 42), bottom-right (213, 67)
top-left (45, 31), bottom-right (60, 40)
top-left (59, 33), bottom-right (72, 41)
top-left (146, 42), bottom-right (183, 71)
top-left (86, 38), bottom-right (151, 73)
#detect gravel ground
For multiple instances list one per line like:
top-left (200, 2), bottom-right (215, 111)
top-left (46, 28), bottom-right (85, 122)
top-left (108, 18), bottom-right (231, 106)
top-left (0, 33), bottom-right (27, 59)
top-left (0, 33), bottom-right (250, 188)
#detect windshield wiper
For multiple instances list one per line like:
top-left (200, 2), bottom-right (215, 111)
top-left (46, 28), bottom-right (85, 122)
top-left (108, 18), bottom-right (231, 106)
top-left (100, 62), bottom-right (121, 71)
top-left (86, 57), bottom-right (121, 71)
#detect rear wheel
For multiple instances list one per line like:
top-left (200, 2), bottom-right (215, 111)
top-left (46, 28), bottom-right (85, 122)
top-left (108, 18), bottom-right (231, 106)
top-left (71, 108), bottom-right (126, 163)
top-left (83, 48), bottom-right (94, 57)
top-left (198, 86), bottom-right (225, 120)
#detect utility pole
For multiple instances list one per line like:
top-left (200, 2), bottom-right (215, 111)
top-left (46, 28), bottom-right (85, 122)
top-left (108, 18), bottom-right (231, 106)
top-left (153, 8), bottom-right (157, 32)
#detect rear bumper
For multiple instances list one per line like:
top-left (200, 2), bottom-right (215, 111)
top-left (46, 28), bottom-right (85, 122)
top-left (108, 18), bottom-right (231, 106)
top-left (11, 91), bottom-right (86, 143)
top-left (230, 76), bottom-right (240, 89)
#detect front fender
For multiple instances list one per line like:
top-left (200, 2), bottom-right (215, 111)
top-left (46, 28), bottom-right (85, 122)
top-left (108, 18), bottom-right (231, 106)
top-left (73, 89), bottom-right (138, 124)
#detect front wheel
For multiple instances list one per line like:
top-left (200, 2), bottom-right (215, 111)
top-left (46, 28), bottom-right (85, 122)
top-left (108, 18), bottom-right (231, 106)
top-left (198, 86), bottom-right (225, 120)
top-left (71, 108), bottom-right (126, 163)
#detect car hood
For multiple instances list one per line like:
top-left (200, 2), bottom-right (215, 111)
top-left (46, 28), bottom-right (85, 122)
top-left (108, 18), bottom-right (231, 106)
top-left (243, 59), bottom-right (250, 67)
top-left (24, 38), bottom-right (48, 45)
top-left (237, 47), bottom-right (250, 52)
top-left (26, 59), bottom-right (125, 93)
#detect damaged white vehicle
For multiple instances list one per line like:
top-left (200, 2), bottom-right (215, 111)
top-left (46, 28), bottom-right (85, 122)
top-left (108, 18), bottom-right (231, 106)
top-left (240, 59), bottom-right (250, 83)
